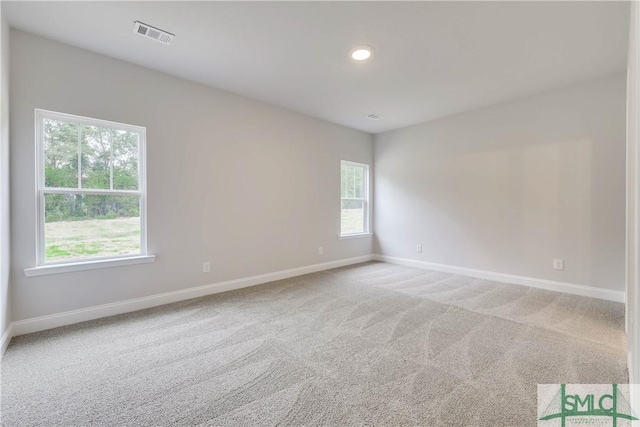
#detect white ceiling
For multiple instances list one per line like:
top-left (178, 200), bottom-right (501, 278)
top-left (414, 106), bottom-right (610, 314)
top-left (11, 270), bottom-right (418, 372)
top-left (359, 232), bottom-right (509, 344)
top-left (3, 1), bottom-right (630, 134)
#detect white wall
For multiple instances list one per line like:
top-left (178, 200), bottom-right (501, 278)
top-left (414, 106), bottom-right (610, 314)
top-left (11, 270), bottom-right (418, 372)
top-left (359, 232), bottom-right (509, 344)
top-left (626, 0), bottom-right (639, 408)
top-left (0, 9), bottom-right (11, 340)
top-left (374, 73), bottom-right (627, 292)
top-left (10, 30), bottom-right (373, 321)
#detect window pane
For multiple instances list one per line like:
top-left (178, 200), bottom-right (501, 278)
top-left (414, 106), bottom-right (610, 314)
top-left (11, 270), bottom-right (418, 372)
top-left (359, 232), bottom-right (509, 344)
top-left (112, 130), bottom-right (139, 190)
top-left (44, 193), bottom-right (141, 262)
top-left (353, 166), bottom-right (363, 198)
top-left (341, 164), bottom-right (364, 199)
top-left (81, 125), bottom-right (111, 189)
top-left (43, 119), bottom-right (78, 188)
top-left (341, 199), bottom-right (364, 235)
top-left (342, 164), bottom-right (355, 199)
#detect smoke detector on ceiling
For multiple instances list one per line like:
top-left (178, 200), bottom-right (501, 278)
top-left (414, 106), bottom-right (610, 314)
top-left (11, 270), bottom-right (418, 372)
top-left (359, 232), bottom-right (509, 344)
top-left (367, 114), bottom-right (383, 120)
top-left (133, 21), bottom-right (174, 45)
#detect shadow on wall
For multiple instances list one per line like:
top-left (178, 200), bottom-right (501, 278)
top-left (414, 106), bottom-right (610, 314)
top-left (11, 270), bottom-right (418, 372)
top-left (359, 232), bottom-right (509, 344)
top-left (373, 135), bottom-right (623, 290)
top-left (373, 74), bottom-right (626, 291)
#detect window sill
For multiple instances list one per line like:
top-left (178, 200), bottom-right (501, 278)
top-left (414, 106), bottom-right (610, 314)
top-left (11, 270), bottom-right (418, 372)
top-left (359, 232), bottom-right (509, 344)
top-left (339, 233), bottom-right (373, 240)
top-left (24, 255), bottom-right (156, 277)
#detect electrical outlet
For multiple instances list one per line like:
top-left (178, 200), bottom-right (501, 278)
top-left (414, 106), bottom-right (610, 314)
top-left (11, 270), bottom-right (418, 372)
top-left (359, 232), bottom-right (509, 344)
top-left (318, 246), bottom-right (324, 255)
top-left (203, 262), bottom-right (211, 273)
top-left (416, 244), bottom-right (422, 253)
top-left (553, 259), bottom-right (564, 270)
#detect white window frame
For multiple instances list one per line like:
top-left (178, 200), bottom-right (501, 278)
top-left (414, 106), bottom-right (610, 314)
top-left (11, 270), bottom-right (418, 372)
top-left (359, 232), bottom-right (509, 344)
top-left (340, 160), bottom-right (371, 238)
top-left (25, 109), bottom-right (153, 276)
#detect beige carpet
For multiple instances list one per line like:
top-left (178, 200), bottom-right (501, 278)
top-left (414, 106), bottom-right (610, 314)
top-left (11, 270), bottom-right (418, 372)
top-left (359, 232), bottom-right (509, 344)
top-left (0, 262), bottom-right (628, 426)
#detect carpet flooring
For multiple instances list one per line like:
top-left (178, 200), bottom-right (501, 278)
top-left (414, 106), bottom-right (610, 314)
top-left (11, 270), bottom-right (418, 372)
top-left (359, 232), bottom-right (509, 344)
top-left (0, 262), bottom-right (628, 426)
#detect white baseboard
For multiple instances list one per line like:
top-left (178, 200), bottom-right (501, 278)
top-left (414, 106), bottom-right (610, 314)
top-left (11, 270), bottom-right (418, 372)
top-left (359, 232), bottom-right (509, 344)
top-left (373, 255), bottom-right (625, 303)
top-left (0, 323), bottom-right (13, 358)
top-left (3, 253), bottom-right (626, 355)
top-left (8, 254), bottom-right (374, 340)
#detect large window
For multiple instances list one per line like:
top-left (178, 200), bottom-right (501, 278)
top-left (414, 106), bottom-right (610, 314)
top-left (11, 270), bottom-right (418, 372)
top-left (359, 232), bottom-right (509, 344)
top-left (35, 109), bottom-right (147, 266)
top-left (341, 160), bottom-right (370, 236)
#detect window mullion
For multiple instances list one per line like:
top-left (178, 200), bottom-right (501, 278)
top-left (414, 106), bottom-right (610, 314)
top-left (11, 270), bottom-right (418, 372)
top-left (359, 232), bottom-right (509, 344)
top-left (42, 188), bottom-right (143, 196)
top-left (138, 133), bottom-right (142, 195)
top-left (77, 125), bottom-right (82, 189)
top-left (363, 199), bottom-right (368, 233)
top-left (109, 129), bottom-right (114, 190)
top-left (352, 167), bottom-right (355, 199)
top-left (38, 190), bottom-right (45, 264)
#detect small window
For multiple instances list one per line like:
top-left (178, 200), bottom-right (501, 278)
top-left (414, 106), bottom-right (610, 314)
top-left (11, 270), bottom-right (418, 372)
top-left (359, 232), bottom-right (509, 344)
top-left (35, 109), bottom-right (147, 265)
top-left (341, 160), bottom-right (370, 236)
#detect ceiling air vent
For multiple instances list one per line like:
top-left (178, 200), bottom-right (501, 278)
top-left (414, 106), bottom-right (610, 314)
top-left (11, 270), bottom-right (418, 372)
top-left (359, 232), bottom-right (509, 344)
top-left (367, 114), bottom-right (383, 120)
top-left (133, 21), bottom-right (174, 45)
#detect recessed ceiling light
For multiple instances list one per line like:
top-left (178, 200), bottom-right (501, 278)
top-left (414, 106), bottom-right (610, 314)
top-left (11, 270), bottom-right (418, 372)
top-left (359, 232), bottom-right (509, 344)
top-left (350, 45), bottom-right (375, 61)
